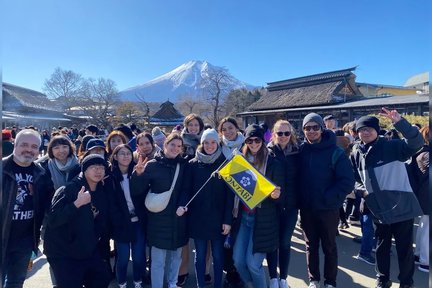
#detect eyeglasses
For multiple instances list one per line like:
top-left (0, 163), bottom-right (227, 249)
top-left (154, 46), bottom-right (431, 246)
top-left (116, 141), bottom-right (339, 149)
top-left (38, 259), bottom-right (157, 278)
top-left (276, 131), bottom-right (291, 137)
top-left (358, 127), bottom-right (375, 134)
top-left (117, 152), bottom-right (132, 157)
top-left (303, 125), bottom-right (321, 132)
top-left (88, 166), bottom-right (105, 172)
top-left (245, 138), bottom-right (262, 144)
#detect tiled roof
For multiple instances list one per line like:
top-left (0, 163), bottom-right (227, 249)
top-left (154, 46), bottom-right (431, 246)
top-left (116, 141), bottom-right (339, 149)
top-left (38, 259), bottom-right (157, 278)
top-left (2, 82), bottom-right (61, 111)
top-left (150, 100), bottom-right (184, 120)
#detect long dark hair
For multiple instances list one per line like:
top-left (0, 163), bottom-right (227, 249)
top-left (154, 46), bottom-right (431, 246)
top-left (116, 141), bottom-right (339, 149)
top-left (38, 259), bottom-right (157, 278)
top-left (110, 144), bottom-right (135, 179)
top-left (242, 138), bottom-right (268, 170)
top-left (48, 135), bottom-right (76, 159)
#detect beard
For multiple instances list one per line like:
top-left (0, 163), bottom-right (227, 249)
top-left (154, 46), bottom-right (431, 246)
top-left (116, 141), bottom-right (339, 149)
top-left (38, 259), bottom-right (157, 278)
top-left (14, 153), bottom-right (36, 165)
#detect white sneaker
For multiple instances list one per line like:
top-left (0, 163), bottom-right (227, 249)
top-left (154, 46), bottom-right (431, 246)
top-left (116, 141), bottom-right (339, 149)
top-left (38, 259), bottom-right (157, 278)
top-left (134, 281), bottom-right (143, 288)
top-left (270, 278), bottom-right (279, 288)
top-left (309, 281), bottom-right (320, 288)
top-left (279, 279), bottom-right (291, 288)
top-left (118, 283), bottom-right (127, 288)
top-left (324, 285), bottom-right (336, 288)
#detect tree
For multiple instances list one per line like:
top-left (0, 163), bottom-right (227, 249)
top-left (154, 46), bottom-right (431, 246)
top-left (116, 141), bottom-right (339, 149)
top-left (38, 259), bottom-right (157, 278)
top-left (114, 102), bottom-right (144, 126)
top-left (200, 67), bottom-right (235, 127)
top-left (177, 94), bottom-right (204, 115)
top-left (43, 67), bottom-right (85, 109)
top-left (225, 88), bottom-right (263, 116)
top-left (79, 78), bottom-right (120, 129)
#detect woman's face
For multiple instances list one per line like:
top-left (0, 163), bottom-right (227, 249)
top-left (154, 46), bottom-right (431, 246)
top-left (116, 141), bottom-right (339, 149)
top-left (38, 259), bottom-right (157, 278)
top-left (109, 135), bottom-right (124, 151)
top-left (164, 139), bottom-right (183, 159)
top-left (203, 139), bottom-right (218, 155)
top-left (114, 147), bottom-right (133, 167)
top-left (245, 137), bottom-right (262, 155)
top-left (137, 136), bottom-right (153, 155)
top-left (221, 122), bottom-right (238, 141)
top-left (187, 119), bottom-right (201, 135)
top-left (52, 144), bottom-right (70, 162)
top-left (274, 124), bottom-right (291, 147)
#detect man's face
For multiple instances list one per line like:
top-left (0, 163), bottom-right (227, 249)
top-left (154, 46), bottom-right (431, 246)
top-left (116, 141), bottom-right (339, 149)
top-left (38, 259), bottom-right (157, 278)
top-left (303, 121), bottom-right (322, 143)
top-left (324, 119), bottom-right (336, 129)
top-left (13, 134), bottom-right (40, 166)
top-left (84, 164), bottom-right (106, 184)
top-left (358, 127), bottom-right (378, 144)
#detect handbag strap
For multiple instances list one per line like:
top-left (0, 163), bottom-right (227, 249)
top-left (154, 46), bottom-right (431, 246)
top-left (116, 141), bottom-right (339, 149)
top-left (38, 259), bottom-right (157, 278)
top-left (168, 163), bottom-right (180, 192)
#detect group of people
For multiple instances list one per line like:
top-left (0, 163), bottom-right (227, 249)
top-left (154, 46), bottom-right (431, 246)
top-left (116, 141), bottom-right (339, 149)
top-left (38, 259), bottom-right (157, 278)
top-left (1, 108), bottom-right (428, 288)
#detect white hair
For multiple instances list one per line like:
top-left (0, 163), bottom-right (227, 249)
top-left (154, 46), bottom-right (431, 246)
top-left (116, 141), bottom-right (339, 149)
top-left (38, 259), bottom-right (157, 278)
top-left (14, 129), bottom-right (42, 147)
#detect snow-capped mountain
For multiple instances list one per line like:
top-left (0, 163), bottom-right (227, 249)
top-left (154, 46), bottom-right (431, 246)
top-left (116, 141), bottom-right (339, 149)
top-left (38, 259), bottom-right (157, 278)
top-left (119, 60), bottom-right (256, 102)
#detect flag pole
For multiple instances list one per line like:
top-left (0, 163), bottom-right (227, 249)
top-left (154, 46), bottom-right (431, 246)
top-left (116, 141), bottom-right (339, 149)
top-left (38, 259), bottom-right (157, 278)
top-left (184, 148), bottom-right (238, 208)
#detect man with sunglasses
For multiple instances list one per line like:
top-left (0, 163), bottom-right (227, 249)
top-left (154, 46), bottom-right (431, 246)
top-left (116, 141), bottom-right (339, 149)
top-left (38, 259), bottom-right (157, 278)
top-left (298, 113), bottom-right (355, 288)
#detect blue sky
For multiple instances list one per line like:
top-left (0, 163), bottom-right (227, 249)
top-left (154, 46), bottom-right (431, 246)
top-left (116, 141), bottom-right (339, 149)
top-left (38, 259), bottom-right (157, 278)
top-left (3, 0), bottom-right (431, 92)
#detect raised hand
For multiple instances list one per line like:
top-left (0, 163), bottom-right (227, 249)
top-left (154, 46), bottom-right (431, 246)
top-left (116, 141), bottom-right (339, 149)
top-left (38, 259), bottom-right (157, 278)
top-left (74, 186), bottom-right (91, 208)
top-left (379, 107), bottom-right (402, 123)
top-left (270, 186), bottom-right (281, 199)
top-left (134, 154), bottom-right (148, 176)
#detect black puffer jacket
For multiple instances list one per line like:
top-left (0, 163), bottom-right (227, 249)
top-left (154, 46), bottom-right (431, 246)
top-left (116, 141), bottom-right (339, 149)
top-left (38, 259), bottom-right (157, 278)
top-left (185, 153), bottom-right (234, 240)
top-left (267, 142), bottom-right (300, 211)
top-left (130, 151), bottom-right (188, 250)
top-left (43, 175), bottom-right (110, 259)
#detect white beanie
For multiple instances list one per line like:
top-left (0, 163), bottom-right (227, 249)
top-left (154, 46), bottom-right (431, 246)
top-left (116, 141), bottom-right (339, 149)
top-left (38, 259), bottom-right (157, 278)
top-left (200, 128), bottom-right (219, 144)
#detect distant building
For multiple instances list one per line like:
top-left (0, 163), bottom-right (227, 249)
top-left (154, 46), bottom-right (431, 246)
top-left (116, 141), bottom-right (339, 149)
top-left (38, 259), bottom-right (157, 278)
top-left (238, 67), bottom-right (429, 130)
top-left (356, 83), bottom-right (419, 97)
top-left (148, 100), bottom-right (184, 131)
top-left (2, 83), bottom-right (72, 129)
top-left (404, 72), bottom-right (429, 94)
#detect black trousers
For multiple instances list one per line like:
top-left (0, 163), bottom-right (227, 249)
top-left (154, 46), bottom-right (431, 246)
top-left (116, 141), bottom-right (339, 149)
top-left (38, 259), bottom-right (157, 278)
top-left (48, 253), bottom-right (111, 288)
top-left (375, 218), bottom-right (415, 286)
top-left (300, 209), bottom-right (339, 287)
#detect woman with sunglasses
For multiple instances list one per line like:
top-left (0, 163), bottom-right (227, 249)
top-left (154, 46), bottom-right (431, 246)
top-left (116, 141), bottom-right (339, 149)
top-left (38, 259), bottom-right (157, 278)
top-left (109, 144), bottom-right (145, 288)
top-left (266, 120), bottom-right (300, 288)
top-left (232, 124), bottom-right (284, 288)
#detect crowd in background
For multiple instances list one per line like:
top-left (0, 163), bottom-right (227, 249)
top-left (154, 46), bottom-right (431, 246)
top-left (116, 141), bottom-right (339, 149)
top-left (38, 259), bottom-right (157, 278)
top-left (1, 109), bottom-right (429, 288)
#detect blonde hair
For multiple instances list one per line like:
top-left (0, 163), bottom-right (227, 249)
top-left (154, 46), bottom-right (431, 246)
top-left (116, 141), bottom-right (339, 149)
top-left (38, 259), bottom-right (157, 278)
top-left (271, 120), bottom-right (298, 146)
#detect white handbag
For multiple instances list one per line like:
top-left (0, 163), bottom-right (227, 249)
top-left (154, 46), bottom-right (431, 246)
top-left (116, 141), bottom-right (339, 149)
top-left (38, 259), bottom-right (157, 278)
top-left (144, 163), bottom-right (180, 213)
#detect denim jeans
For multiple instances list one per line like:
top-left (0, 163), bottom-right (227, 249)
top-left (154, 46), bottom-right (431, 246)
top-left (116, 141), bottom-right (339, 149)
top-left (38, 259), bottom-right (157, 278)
top-left (115, 222), bottom-right (146, 284)
top-left (3, 236), bottom-right (33, 288)
top-left (151, 246), bottom-right (182, 288)
top-left (194, 238), bottom-right (224, 288)
top-left (359, 212), bottom-right (375, 256)
top-left (233, 212), bottom-right (266, 287)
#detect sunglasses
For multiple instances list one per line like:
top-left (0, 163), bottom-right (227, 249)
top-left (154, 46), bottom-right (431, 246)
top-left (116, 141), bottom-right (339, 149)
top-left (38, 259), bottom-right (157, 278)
top-left (276, 131), bottom-right (291, 137)
top-left (245, 138), bottom-right (262, 144)
top-left (303, 125), bottom-right (321, 132)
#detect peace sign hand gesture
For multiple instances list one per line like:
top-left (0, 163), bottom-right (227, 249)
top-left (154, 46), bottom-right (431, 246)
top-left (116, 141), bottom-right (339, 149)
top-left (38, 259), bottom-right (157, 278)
top-left (379, 107), bottom-right (402, 124)
top-left (134, 154), bottom-right (148, 176)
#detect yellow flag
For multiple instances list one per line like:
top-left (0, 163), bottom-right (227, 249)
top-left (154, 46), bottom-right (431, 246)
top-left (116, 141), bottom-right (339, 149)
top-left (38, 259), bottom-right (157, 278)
top-left (219, 154), bottom-right (276, 210)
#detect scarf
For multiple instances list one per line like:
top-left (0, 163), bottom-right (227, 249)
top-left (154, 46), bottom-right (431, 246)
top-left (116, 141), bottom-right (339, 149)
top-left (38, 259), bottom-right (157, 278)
top-left (221, 132), bottom-right (245, 159)
top-left (181, 129), bottom-right (202, 156)
top-left (48, 155), bottom-right (80, 189)
top-left (195, 146), bottom-right (222, 164)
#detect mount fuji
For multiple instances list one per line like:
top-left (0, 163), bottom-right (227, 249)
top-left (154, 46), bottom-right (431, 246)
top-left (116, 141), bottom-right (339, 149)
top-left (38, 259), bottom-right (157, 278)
top-left (119, 60), bottom-right (256, 102)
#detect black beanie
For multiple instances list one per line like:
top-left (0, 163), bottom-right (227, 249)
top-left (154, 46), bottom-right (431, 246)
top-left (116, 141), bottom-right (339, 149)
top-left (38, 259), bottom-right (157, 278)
top-left (244, 124), bottom-right (264, 141)
top-left (356, 116), bottom-right (380, 134)
top-left (81, 154), bottom-right (107, 172)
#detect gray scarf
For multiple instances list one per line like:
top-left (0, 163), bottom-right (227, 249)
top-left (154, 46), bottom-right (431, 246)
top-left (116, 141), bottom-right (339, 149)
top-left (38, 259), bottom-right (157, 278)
top-left (221, 132), bottom-right (245, 159)
top-left (195, 146), bottom-right (222, 164)
top-left (181, 129), bottom-right (202, 156)
top-left (48, 155), bottom-right (79, 189)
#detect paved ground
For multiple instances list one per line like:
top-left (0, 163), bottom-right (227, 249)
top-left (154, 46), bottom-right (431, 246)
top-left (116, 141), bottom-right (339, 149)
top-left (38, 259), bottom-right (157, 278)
top-left (24, 222), bottom-right (428, 288)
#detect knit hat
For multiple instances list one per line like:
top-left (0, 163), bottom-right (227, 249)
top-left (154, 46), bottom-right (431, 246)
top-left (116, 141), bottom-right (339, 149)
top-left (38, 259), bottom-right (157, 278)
top-left (302, 113), bottom-right (325, 130)
top-left (244, 124), bottom-right (264, 141)
top-left (152, 127), bottom-right (166, 147)
top-left (2, 129), bottom-right (12, 140)
top-left (81, 154), bottom-right (107, 172)
top-left (200, 128), bottom-right (219, 144)
top-left (86, 138), bottom-right (105, 151)
top-left (356, 116), bottom-right (380, 134)
top-left (81, 135), bottom-right (95, 151)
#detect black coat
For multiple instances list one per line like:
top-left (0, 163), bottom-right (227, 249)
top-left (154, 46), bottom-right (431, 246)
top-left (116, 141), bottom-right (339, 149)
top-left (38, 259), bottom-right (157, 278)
top-left (130, 152), bottom-right (188, 250)
top-left (267, 142), bottom-right (300, 211)
top-left (299, 130), bottom-right (355, 211)
top-left (43, 176), bottom-right (110, 259)
top-left (185, 153), bottom-right (234, 240)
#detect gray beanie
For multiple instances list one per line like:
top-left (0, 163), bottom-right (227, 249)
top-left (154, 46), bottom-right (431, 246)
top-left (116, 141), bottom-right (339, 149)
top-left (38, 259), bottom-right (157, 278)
top-left (302, 113), bottom-right (325, 130)
top-left (200, 128), bottom-right (219, 144)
